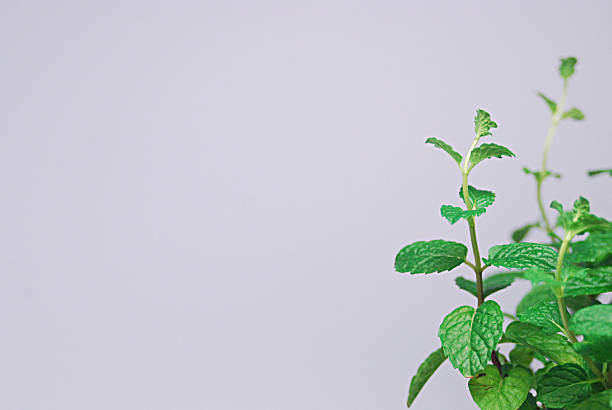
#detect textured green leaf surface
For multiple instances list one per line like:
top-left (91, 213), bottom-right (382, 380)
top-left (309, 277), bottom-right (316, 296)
top-left (560, 56), bottom-right (578, 78)
top-left (551, 197), bottom-right (611, 235)
top-left (459, 185), bottom-right (496, 210)
top-left (511, 223), bottom-right (539, 243)
top-left (564, 266), bottom-right (612, 297)
top-left (505, 322), bottom-right (583, 365)
top-left (537, 363), bottom-right (591, 408)
top-left (522, 268), bottom-right (558, 286)
top-left (440, 205), bottom-right (485, 225)
top-left (573, 339), bottom-right (612, 363)
top-left (438, 301), bottom-right (503, 377)
top-left (395, 240), bottom-right (468, 274)
top-left (468, 365), bottom-right (532, 410)
top-left (568, 390), bottom-right (612, 410)
top-left (455, 273), bottom-right (517, 298)
top-left (563, 107), bottom-right (585, 120)
top-left (517, 301), bottom-right (563, 334)
top-left (570, 305), bottom-right (612, 339)
top-left (588, 169), bottom-right (612, 177)
top-left (516, 284), bottom-right (556, 315)
top-left (407, 347), bottom-right (446, 407)
top-left (509, 345), bottom-right (535, 368)
top-left (484, 243), bottom-right (557, 271)
top-left (474, 109), bottom-right (497, 137)
top-left (469, 143), bottom-right (515, 168)
top-left (425, 137), bottom-right (462, 164)
top-left (568, 230), bottom-right (612, 264)
top-left (538, 92), bottom-right (557, 113)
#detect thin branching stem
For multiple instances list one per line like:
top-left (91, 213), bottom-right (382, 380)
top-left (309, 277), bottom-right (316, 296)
top-left (537, 79), bottom-right (568, 240)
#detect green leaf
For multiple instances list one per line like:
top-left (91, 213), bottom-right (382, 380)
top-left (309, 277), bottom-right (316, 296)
top-left (538, 92), bottom-right (557, 113)
top-left (523, 167), bottom-right (562, 181)
top-left (560, 56), bottom-right (578, 79)
top-left (483, 243), bottom-right (557, 271)
top-left (440, 205), bottom-right (485, 225)
top-left (573, 339), bottom-right (612, 363)
top-left (454, 272), bottom-right (518, 298)
top-left (522, 268), bottom-right (557, 286)
top-left (438, 301), bottom-right (504, 377)
top-left (516, 284), bottom-right (556, 316)
top-left (550, 197), bottom-right (611, 235)
top-left (511, 223), bottom-right (539, 243)
top-left (407, 347), bottom-right (447, 407)
top-left (468, 365), bottom-right (532, 410)
top-left (588, 169), bottom-right (612, 177)
top-left (469, 143), bottom-right (515, 168)
top-left (509, 345), bottom-right (535, 368)
top-left (505, 322), bottom-right (583, 366)
top-left (537, 363), bottom-right (592, 408)
top-left (474, 109), bottom-right (498, 137)
top-left (459, 185), bottom-right (496, 210)
top-left (565, 295), bottom-right (601, 313)
top-left (395, 240), bottom-right (468, 274)
top-left (569, 305), bottom-right (612, 340)
top-left (425, 137), bottom-right (462, 165)
top-left (518, 393), bottom-right (539, 410)
top-left (568, 230), bottom-right (612, 264)
top-left (564, 266), bottom-right (612, 297)
top-left (568, 390), bottom-right (612, 410)
top-left (518, 300), bottom-right (564, 334)
top-left (563, 107), bottom-right (585, 120)
top-left (570, 305), bottom-right (612, 363)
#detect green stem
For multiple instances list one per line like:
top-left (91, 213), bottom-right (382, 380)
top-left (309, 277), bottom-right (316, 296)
top-left (536, 177), bottom-right (554, 237)
top-left (537, 79), bottom-right (568, 240)
top-left (555, 234), bottom-right (574, 341)
top-left (462, 133), bottom-right (502, 375)
top-left (462, 172), bottom-right (484, 305)
top-left (554, 231), bottom-right (606, 383)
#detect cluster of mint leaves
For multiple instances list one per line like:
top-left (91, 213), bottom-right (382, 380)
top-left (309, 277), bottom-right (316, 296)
top-left (396, 57), bottom-right (612, 409)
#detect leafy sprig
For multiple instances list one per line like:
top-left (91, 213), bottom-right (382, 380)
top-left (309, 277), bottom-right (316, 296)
top-left (395, 56), bottom-right (612, 409)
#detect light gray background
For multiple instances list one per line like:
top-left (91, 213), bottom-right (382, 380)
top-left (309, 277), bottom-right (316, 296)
top-left (2, 1), bottom-right (611, 409)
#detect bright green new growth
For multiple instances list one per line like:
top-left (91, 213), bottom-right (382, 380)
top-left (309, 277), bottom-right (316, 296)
top-left (440, 205), bottom-right (485, 225)
top-left (425, 137), bottom-right (462, 165)
top-left (538, 92), bottom-right (557, 113)
top-left (395, 56), bottom-right (612, 409)
top-left (469, 143), bottom-right (515, 169)
top-left (550, 197), bottom-right (611, 235)
top-left (474, 109), bottom-right (497, 137)
top-left (438, 301), bottom-right (504, 377)
top-left (560, 57), bottom-right (578, 78)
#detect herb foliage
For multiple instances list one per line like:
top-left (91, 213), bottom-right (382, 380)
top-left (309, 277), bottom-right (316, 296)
top-left (395, 57), bottom-right (612, 408)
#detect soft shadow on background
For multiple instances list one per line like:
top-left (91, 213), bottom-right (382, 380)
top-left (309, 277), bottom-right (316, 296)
top-left (2, 1), bottom-right (611, 409)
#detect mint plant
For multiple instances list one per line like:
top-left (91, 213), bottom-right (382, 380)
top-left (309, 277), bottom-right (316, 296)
top-left (396, 57), bottom-right (612, 409)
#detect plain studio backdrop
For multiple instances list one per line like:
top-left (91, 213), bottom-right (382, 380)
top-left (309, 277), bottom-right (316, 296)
top-left (1, 1), bottom-right (611, 409)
